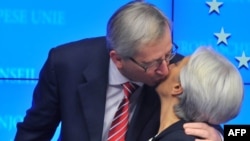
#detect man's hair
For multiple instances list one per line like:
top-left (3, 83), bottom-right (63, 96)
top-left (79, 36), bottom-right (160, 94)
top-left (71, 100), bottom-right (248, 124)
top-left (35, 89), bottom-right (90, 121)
top-left (174, 47), bottom-right (244, 124)
top-left (106, 1), bottom-right (170, 58)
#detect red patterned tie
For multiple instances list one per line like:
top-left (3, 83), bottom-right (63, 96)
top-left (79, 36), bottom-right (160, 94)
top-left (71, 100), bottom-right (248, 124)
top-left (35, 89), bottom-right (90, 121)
top-left (107, 82), bottom-right (138, 141)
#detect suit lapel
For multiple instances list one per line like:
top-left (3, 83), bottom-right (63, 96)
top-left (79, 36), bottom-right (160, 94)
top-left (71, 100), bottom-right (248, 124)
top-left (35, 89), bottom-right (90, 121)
top-left (77, 48), bottom-right (109, 141)
top-left (78, 77), bottom-right (107, 141)
top-left (126, 85), bottom-right (160, 141)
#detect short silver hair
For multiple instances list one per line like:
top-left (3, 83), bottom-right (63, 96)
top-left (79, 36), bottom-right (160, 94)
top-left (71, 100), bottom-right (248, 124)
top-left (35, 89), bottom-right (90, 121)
top-left (174, 47), bottom-right (244, 124)
top-left (106, 1), bottom-right (171, 58)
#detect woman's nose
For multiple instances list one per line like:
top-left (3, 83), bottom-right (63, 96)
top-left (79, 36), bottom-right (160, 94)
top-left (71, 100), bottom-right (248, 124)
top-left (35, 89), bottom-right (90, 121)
top-left (168, 63), bottom-right (175, 70)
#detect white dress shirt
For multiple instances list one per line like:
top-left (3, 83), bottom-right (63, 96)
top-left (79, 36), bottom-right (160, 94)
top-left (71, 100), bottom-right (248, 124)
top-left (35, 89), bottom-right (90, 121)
top-left (102, 59), bottom-right (142, 141)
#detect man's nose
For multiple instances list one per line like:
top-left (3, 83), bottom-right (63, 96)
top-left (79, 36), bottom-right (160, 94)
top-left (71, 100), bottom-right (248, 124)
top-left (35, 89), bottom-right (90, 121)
top-left (156, 60), bottom-right (169, 76)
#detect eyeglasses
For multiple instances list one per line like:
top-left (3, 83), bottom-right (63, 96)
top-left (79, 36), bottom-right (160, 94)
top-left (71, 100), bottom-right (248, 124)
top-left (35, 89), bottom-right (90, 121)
top-left (129, 43), bottom-right (178, 72)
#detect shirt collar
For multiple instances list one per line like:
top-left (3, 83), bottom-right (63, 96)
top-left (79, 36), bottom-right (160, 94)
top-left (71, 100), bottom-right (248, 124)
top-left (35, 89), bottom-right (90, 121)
top-left (108, 58), bottom-right (143, 87)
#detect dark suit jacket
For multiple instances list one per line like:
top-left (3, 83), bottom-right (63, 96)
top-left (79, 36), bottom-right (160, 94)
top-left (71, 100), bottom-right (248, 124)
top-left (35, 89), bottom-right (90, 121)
top-left (14, 36), bottom-right (222, 141)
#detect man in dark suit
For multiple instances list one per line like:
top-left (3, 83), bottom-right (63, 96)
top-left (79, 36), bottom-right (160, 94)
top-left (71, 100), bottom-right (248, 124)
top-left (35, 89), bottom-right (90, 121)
top-left (15, 1), bottom-right (223, 141)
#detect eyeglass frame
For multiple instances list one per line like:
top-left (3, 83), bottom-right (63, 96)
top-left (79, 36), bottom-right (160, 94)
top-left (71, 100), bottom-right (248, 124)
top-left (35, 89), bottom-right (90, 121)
top-left (129, 43), bottom-right (178, 72)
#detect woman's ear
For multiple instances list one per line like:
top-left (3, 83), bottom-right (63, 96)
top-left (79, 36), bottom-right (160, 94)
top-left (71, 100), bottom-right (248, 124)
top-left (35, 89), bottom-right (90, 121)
top-left (172, 83), bottom-right (183, 96)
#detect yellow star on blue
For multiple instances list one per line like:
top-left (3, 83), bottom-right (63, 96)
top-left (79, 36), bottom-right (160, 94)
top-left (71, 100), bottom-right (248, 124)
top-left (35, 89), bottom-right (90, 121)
top-left (235, 51), bottom-right (250, 69)
top-left (214, 27), bottom-right (231, 45)
top-left (206, 0), bottom-right (223, 14)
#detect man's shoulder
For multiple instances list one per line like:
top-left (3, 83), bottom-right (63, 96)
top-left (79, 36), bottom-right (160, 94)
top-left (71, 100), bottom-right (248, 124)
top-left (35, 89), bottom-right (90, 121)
top-left (46, 36), bottom-right (109, 65)
top-left (50, 36), bottom-right (107, 56)
top-left (57, 36), bottom-right (106, 50)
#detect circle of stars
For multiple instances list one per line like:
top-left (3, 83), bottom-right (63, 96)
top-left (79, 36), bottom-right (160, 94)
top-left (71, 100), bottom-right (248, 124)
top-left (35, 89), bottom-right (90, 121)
top-left (206, 0), bottom-right (250, 69)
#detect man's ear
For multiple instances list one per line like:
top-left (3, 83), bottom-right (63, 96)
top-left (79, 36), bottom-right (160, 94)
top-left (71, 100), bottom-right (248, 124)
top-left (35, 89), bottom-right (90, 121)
top-left (172, 83), bottom-right (183, 96)
top-left (110, 50), bottom-right (123, 68)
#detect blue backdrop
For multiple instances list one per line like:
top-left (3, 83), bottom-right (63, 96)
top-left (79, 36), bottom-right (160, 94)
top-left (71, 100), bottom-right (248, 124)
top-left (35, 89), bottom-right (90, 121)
top-left (173, 0), bottom-right (250, 125)
top-left (0, 0), bottom-right (249, 140)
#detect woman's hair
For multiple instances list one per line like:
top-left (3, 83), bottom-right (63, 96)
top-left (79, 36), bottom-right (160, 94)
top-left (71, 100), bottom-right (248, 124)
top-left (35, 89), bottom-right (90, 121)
top-left (174, 47), bottom-right (244, 124)
top-left (106, 1), bottom-right (171, 58)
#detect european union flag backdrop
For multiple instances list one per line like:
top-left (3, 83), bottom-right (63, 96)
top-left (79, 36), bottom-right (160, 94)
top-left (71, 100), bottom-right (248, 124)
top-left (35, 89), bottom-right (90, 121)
top-left (173, 0), bottom-right (250, 125)
top-left (0, 0), bottom-right (249, 140)
top-left (0, 0), bottom-right (172, 140)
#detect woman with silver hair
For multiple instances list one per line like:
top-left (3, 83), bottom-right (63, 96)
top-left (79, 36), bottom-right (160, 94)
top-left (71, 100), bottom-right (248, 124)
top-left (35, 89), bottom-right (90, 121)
top-left (150, 47), bottom-right (244, 141)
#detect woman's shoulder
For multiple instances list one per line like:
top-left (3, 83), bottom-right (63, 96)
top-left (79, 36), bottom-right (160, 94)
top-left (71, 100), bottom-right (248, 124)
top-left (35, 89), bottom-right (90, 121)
top-left (149, 120), bottom-right (195, 141)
